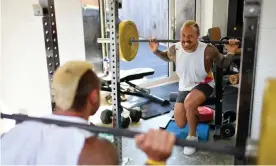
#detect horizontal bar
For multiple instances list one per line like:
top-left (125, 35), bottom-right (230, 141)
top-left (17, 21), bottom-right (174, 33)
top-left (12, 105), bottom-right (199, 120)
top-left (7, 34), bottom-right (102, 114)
top-left (133, 39), bottom-right (179, 43)
top-left (1, 113), bottom-right (244, 157)
top-left (131, 39), bottom-right (240, 45)
top-left (97, 38), bottom-right (240, 45)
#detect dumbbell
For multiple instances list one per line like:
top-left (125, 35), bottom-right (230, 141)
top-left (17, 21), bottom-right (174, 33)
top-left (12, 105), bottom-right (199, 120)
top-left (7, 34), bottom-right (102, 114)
top-left (100, 109), bottom-right (113, 124)
top-left (105, 94), bottom-right (127, 105)
top-left (129, 107), bottom-right (142, 123)
top-left (100, 109), bottom-right (132, 128)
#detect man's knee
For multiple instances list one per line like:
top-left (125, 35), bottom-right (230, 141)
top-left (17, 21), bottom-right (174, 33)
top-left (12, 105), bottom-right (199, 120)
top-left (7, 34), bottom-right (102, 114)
top-left (174, 104), bottom-right (187, 128)
top-left (184, 101), bottom-right (198, 117)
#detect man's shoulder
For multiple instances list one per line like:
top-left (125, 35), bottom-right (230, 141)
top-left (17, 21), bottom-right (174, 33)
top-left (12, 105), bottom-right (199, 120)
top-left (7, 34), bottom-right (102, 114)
top-left (78, 136), bottom-right (119, 165)
top-left (204, 44), bottom-right (219, 54)
top-left (204, 44), bottom-right (220, 61)
top-left (168, 43), bottom-right (180, 58)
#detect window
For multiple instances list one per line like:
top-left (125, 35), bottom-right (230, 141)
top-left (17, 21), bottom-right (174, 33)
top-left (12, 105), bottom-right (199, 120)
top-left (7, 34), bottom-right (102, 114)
top-left (118, 0), bottom-right (169, 80)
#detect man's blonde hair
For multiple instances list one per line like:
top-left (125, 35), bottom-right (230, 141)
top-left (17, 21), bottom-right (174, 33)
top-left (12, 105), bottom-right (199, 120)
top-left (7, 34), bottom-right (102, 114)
top-left (181, 20), bottom-right (200, 36)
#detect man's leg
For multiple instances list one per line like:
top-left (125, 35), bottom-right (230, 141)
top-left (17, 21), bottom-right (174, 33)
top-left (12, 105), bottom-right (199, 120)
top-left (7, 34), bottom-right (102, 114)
top-left (174, 91), bottom-right (189, 128)
top-left (185, 89), bottom-right (206, 137)
top-left (183, 84), bottom-right (213, 155)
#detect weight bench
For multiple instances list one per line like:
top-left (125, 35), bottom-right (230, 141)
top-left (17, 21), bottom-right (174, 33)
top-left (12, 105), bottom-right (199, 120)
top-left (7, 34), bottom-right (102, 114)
top-left (100, 68), bottom-right (171, 119)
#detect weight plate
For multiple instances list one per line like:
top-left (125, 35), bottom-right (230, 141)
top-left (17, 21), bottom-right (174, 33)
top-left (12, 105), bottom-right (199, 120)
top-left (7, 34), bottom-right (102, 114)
top-left (221, 123), bottom-right (235, 138)
top-left (223, 111), bottom-right (236, 123)
top-left (119, 20), bottom-right (139, 61)
top-left (100, 109), bottom-right (112, 124)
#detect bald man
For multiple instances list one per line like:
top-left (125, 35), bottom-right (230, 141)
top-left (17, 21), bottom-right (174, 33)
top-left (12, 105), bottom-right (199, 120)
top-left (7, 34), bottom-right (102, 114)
top-left (1, 61), bottom-right (176, 165)
top-left (149, 20), bottom-right (240, 155)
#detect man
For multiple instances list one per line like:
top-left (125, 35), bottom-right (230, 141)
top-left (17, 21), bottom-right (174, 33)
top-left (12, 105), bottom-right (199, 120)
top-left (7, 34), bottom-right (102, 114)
top-left (149, 20), bottom-right (240, 155)
top-left (1, 61), bottom-right (176, 165)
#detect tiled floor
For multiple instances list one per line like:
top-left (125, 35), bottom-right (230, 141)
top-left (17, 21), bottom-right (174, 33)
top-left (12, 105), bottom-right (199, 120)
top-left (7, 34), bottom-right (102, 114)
top-left (92, 82), bottom-right (237, 165)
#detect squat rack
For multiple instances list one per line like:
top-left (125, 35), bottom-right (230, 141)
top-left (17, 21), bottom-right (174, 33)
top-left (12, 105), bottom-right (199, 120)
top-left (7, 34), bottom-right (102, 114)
top-left (38, 0), bottom-right (124, 162)
top-left (38, 0), bottom-right (261, 164)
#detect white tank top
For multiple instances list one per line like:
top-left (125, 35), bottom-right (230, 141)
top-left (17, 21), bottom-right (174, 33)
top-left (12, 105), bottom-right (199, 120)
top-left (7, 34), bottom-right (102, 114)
top-left (0, 114), bottom-right (94, 165)
top-left (175, 41), bottom-right (215, 91)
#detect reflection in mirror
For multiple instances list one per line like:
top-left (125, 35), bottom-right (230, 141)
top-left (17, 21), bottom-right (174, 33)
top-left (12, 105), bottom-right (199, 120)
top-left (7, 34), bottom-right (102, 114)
top-left (118, 0), bottom-right (169, 80)
top-left (81, 0), bottom-right (104, 74)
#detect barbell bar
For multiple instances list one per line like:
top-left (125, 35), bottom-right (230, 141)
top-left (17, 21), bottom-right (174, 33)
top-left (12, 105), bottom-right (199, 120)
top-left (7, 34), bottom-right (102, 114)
top-left (98, 38), bottom-right (239, 45)
top-left (1, 113), bottom-right (244, 157)
top-left (97, 20), bottom-right (241, 62)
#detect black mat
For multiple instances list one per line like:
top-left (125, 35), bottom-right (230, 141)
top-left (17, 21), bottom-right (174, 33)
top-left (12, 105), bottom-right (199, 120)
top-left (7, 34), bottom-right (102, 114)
top-left (122, 83), bottom-right (177, 120)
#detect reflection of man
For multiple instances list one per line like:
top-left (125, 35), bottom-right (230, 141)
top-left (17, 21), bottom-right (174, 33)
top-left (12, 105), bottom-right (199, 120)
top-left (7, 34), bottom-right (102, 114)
top-left (149, 20), bottom-right (240, 155)
top-left (1, 61), bottom-right (176, 165)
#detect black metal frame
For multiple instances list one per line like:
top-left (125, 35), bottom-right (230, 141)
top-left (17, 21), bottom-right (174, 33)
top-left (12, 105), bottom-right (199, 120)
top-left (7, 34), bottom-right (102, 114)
top-left (234, 0), bottom-right (261, 164)
top-left (227, 0), bottom-right (245, 38)
top-left (39, 0), bottom-right (60, 112)
top-left (212, 45), bottom-right (224, 139)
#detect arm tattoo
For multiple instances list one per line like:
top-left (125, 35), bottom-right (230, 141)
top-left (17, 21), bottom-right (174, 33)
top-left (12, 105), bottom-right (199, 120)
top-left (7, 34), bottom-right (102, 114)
top-left (205, 44), bottom-right (233, 69)
top-left (153, 44), bottom-right (176, 62)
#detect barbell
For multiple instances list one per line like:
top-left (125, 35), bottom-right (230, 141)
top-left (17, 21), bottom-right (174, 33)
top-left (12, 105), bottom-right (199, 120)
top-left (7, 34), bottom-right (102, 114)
top-left (1, 112), bottom-right (244, 157)
top-left (97, 20), bottom-right (241, 61)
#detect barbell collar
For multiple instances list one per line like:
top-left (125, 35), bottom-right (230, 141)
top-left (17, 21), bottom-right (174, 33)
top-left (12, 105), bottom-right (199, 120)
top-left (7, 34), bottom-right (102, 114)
top-left (97, 38), bottom-right (111, 44)
top-left (1, 113), bottom-right (244, 157)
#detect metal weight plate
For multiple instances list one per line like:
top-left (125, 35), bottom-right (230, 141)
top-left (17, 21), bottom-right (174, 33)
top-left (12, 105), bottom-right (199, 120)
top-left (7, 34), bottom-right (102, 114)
top-left (119, 20), bottom-right (139, 61)
top-left (223, 110), bottom-right (237, 123)
top-left (221, 123), bottom-right (235, 138)
top-left (229, 74), bottom-right (240, 85)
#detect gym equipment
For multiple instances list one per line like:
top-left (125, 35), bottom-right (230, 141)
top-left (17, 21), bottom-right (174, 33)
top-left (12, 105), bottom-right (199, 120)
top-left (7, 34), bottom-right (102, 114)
top-left (105, 94), bottom-right (127, 105)
top-left (165, 121), bottom-right (210, 141)
top-left (169, 84), bottom-right (237, 139)
top-left (220, 123), bottom-right (235, 138)
top-left (100, 109), bottom-right (113, 124)
top-left (36, 0), bottom-right (262, 164)
top-left (121, 111), bottom-right (131, 128)
top-left (198, 106), bottom-right (214, 122)
top-left (100, 107), bottom-right (141, 125)
top-left (129, 107), bottom-right (142, 123)
top-left (100, 108), bottom-right (134, 128)
top-left (97, 20), bottom-right (241, 62)
top-left (101, 68), bottom-right (171, 120)
top-left (0, 113), bottom-right (244, 157)
top-left (101, 68), bottom-right (170, 107)
top-left (118, 20), bottom-right (139, 61)
top-left (223, 110), bottom-right (236, 124)
top-left (234, 1), bottom-right (261, 164)
top-left (228, 74), bottom-right (240, 85)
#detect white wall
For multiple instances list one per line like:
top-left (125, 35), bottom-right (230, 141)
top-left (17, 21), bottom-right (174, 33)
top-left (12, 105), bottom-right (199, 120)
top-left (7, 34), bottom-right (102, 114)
top-left (0, 0), bottom-right (85, 134)
top-left (54, 0), bottom-right (86, 64)
top-left (251, 0), bottom-right (276, 140)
